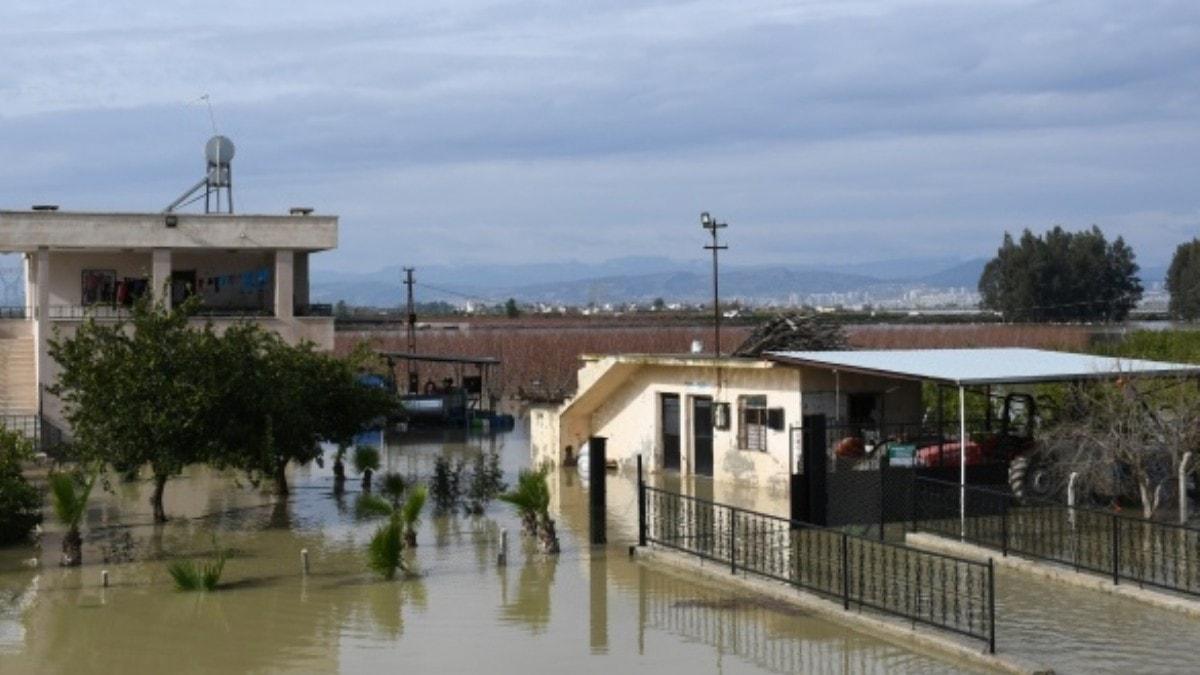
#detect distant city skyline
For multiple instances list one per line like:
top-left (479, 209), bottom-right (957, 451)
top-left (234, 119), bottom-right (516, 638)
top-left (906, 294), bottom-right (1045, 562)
top-left (2, 1), bottom-right (1198, 272)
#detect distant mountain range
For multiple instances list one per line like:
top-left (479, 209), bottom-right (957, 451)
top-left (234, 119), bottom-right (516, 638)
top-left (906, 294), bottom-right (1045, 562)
top-left (310, 255), bottom-right (995, 307)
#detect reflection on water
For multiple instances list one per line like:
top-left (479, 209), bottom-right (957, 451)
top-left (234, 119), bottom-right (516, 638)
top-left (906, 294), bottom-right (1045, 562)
top-left (0, 426), bottom-right (982, 674)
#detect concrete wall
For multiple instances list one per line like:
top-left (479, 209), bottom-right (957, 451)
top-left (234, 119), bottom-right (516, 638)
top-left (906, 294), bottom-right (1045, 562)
top-left (0, 211), bottom-right (337, 251)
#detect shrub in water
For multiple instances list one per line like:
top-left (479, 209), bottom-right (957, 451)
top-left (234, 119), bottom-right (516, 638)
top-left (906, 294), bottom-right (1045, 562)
top-left (368, 518), bottom-right (405, 580)
top-left (354, 445), bottom-right (381, 491)
top-left (168, 540), bottom-right (228, 591)
top-left (464, 450), bottom-right (506, 515)
top-left (430, 457), bottom-right (463, 512)
top-left (0, 429), bottom-right (40, 546)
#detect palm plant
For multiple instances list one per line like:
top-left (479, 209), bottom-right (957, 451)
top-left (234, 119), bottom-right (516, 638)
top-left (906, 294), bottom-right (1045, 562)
top-left (380, 471), bottom-right (407, 507)
top-left (48, 467), bottom-right (98, 567)
top-left (367, 518), bottom-right (405, 580)
top-left (499, 470), bottom-right (558, 554)
top-left (399, 485), bottom-right (427, 548)
top-left (354, 445), bottom-right (381, 491)
top-left (332, 444), bottom-right (348, 492)
top-left (168, 539), bottom-right (228, 591)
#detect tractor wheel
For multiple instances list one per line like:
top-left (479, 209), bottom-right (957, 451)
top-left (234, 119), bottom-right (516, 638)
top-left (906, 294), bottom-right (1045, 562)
top-left (1009, 454), bottom-right (1053, 502)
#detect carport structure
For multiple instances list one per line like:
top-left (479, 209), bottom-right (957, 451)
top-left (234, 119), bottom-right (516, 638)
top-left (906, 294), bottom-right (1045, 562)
top-left (766, 347), bottom-right (1200, 531)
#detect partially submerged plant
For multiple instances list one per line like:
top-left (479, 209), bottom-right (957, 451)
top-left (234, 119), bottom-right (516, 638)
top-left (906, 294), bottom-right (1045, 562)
top-left (367, 518), bottom-right (405, 580)
top-left (354, 445), bottom-right (381, 491)
top-left (499, 470), bottom-right (558, 554)
top-left (464, 450), bottom-right (506, 515)
top-left (430, 457), bottom-right (463, 512)
top-left (48, 466), bottom-right (99, 567)
top-left (380, 471), bottom-right (407, 508)
top-left (168, 539), bottom-right (228, 591)
top-left (400, 485), bottom-right (427, 548)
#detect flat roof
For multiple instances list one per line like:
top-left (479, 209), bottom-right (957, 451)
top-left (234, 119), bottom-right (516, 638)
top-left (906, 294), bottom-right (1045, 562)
top-left (378, 352), bottom-right (500, 366)
top-left (0, 210), bottom-right (337, 252)
top-left (765, 348), bottom-right (1200, 386)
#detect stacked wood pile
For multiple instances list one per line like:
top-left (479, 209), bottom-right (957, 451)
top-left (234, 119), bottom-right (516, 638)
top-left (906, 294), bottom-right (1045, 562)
top-left (732, 313), bottom-right (849, 356)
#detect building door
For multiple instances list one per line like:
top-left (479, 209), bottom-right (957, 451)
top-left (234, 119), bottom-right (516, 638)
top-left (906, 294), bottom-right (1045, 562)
top-left (661, 394), bottom-right (681, 471)
top-left (693, 397), bottom-right (714, 477)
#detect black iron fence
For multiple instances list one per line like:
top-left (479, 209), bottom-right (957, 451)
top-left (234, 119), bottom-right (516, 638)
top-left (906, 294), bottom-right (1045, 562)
top-left (639, 476), bottom-right (996, 651)
top-left (913, 476), bottom-right (1200, 598)
top-left (0, 414), bottom-right (66, 456)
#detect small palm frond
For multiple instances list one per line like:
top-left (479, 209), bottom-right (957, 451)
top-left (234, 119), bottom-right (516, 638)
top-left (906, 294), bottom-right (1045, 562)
top-left (380, 472), bottom-right (407, 505)
top-left (367, 519), bottom-right (405, 580)
top-left (400, 485), bottom-right (427, 529)
top-left (48, 470), bottom-right (96, 528)
top-left (353, 445), bottom-right (381, 475)
top-left (356, 494), bottom-right (395, 519)
top-left (168, 560), bottom-right (202, 591)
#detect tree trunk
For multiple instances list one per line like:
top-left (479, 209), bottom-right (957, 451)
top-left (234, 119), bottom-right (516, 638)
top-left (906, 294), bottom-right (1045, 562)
top-left (151, 474), bottom-right (169, 523)
top-left (404, 527), bottom-right (417, 548)
top-left (60, 526), bottom-right (82, 567)
top-left (275, 459), bottom-right (290, 497)
top-left (362, 468), bottom-right (373, 492)
top-left (521, 510), bottom-right (538, 536)
top-left (539, 517), bottom-right (560, 555)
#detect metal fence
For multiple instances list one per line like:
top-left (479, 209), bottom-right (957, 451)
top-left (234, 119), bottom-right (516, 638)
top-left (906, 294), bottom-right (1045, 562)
top-left (639, 479), bottom-right (996, 651)
top-left (912, 476), bottom-right (1200, 598)
top-left (0, 414), bottom-right (65, 455)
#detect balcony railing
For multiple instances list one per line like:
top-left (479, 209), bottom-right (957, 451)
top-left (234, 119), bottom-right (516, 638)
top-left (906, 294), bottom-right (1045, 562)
top-left (295, 303), bottom-right (333, 317)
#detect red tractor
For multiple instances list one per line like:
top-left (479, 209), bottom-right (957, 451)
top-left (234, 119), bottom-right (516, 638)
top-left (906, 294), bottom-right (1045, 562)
top-left (914, 393), bottom-right (1050, 499)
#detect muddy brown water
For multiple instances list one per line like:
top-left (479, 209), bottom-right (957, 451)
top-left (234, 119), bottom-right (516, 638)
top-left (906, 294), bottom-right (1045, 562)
top-left (11, 426), bottom-right (1200, 674)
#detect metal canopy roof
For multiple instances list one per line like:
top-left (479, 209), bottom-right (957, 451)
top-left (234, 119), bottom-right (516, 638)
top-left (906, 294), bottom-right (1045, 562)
top-left (377, 352), bottom-right (500, 366)
top-left (765, 348), bottom-right (1200, 386)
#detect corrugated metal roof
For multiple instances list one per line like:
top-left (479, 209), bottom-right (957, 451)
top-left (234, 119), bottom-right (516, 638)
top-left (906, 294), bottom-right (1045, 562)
top-left (765, 348), bottom-right (1200, 386)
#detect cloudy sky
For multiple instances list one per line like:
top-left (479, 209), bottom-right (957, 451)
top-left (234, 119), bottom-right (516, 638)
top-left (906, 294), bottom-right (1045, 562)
top-left (2, 0), bottom-right (1199, 273)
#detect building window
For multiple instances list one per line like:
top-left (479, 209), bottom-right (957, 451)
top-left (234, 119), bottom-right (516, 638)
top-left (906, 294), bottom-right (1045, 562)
top-left (738, 395), bottom-right (768, 451)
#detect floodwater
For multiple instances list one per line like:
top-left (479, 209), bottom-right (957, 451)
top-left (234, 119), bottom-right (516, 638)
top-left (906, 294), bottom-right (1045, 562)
top-left (0, 427), bottom-right (981, 674)
top-left (7, 427), bottom-right (1200, 674)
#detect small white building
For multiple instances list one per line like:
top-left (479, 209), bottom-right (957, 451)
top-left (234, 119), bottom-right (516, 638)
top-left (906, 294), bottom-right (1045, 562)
top-left (531, 352), bottom-right (923, 490)
top-left (0, 208), bottom-right (338, 433)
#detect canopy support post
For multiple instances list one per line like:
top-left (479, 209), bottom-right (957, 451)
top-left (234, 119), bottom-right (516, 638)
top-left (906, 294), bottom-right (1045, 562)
top-left (959, 384), bottom-right (967, 539)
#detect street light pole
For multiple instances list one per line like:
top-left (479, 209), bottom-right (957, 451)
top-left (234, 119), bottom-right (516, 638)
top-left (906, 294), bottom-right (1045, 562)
top-left (701, 212), bottom-right (728, 356)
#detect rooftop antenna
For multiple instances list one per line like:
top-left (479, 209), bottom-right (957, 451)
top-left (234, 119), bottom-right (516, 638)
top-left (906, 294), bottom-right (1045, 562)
top-left (164, 95), bottom-right (235, 214)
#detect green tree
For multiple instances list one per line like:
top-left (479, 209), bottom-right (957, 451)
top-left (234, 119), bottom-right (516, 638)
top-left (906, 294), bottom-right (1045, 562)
top-left (1167, 239), bottom-right (1200, 320)
top-left (0, 428), bottom-right (41, 546)
top-left (652, 297), bottom-right (666, 311)
top-left (212, 325), bottom-right (396, 496)
top-left (978, 226), bottom-right (1142, 322)
top-left (505, 298), bottom-right (520, 318)
top-left (48, 296), bottom-right (225, 523)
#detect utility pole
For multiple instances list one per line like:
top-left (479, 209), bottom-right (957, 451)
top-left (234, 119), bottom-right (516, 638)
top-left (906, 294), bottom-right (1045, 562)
top-left (701, 212), bottom-right (728, 356)
top-left (403, 267), bottom-right (417, 393)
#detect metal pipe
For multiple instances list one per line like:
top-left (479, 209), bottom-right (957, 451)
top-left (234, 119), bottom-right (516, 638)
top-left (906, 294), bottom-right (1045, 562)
top-left (959, 385), bottom-right (967, 539)
top-left (1182, 452), bottom-right (1194, 525)
top-left (1067, 471), bottom-right (1079, 529)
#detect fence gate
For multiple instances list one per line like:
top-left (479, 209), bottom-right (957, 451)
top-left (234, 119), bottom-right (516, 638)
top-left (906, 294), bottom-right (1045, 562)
top-left (791, 414), bottom-right (829, 526)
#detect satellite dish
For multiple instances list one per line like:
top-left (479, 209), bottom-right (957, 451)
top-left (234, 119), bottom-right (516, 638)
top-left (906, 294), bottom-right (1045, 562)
top-left (205, 135), bottom-right (235, 164)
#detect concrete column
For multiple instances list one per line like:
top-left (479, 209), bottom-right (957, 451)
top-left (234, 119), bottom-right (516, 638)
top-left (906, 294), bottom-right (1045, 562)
top-left (34, 249), bottom-right (49, 407)
top-left (151, 249), bottom-right (172, 309)
top-left (274, 250), bottom-right (294, 319)
top-left (293, 251), bottom-right (310, 308)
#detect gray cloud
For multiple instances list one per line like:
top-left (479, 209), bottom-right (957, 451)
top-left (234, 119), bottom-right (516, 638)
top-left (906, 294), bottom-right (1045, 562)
top-left (1, 0), bottom-right (1199, 272)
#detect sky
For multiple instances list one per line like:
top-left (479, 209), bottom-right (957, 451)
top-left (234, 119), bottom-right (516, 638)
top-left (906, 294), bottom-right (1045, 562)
top-left (1, 0), bottom-right (1199, 273)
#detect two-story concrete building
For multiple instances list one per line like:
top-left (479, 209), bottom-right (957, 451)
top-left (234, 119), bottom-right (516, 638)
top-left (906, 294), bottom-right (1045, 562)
top-left (0, 208), bottom-right (338, 437)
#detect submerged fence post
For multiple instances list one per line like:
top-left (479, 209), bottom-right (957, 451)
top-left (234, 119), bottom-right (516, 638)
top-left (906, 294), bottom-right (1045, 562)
top-left (301, 548), bottom-right (310, 575)
top-left (1067, 471), bottom-right (1079, 530)
top-left (101, 569), bottom-right (109, 588)
top-left (841, 532), bottom-right (850, 610)
top-left (637, 455), bottom-right (647, 547)
top-left (987, 558), bottom-right (996, 655)
top-left (498, 529), bottom-right (508, 566)
top-left (1111, 514), bottom-right (1120, 586)
top-left (589, 436), bottom-right (607, 545)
